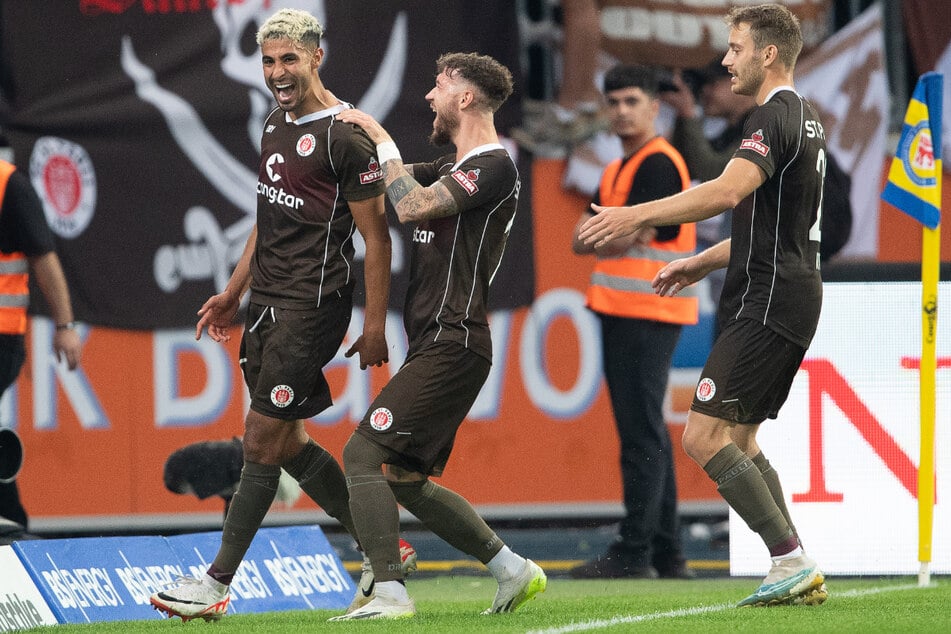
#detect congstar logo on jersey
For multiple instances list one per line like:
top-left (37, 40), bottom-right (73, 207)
top-left (412, 227), bottom-right (434, 243)
top-left (257, 182), bottom-right (304, 209)
top-left (258, 152), bottom-right (304, 209)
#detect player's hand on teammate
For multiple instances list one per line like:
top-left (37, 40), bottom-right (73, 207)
top-left (337, 108), bottom-right (392, 146)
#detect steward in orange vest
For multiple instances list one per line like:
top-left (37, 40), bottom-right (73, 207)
top-left (568, 64), bottom-right (698, 581)
top-left (0, 161), bottom-right (29, 335)
top-left (585, 136), bottom-right (699, 325)
top-left (0, 156), bottom-right (82, 535)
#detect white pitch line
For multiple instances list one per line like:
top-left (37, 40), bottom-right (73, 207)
top-left (527, 583), bottom-right (926, 634)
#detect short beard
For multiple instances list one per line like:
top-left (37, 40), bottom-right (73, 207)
top-left (429, 111), bottom-right (458, 146)
top-left (735, 65), bottom-right (764, 97)
top-left (429, 127), bottom-right (452, 146)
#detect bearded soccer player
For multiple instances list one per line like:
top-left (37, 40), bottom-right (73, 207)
top-left (580, 3), bottom-right (828, 607)
top-left (149, 8), bottom-right (417, 621)
top-left (330, 53), bottom-right (547, 620)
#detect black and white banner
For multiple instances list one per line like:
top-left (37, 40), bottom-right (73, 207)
top-left (0, 0), bottom-right (531, 329)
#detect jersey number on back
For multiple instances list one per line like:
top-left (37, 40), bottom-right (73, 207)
top-left (809, 148), bottom-right (826, 268)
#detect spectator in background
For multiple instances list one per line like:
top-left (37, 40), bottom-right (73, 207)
top-left (551, 0), bottom-right (604, 133)
top-left (0, 156), bottom-right (83, 542)
top-left (665, 59), bottom-right (757, 183)
top-left (512, 0), bottom-right (606, 154)
top-left (569, 64), bottom-right (697, 580)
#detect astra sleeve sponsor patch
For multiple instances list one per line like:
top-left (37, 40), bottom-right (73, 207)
top-left (451, 168), bottom-right (480, 196)
top-left (360, 158), bottom-right (383, 184)
top-left (739, 129), bottom-right (770, 157)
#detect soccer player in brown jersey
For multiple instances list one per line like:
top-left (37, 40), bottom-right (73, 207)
top-left (329, 53), bottom-right (547, 620)
top-left (149, 9), bottom-right (417, 621)
top-left (580, 4), bottom-right (829, 608)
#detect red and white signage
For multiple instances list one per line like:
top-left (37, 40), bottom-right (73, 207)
top-left (730, 282), bottom-right (951, 575)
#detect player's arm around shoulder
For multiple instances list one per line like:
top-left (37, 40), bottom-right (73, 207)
top-left (336, 107), bottom-right (460, 224)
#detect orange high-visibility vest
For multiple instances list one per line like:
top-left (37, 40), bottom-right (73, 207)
top-left (0, 161), bottom-right (30, 335)
top-left (586, 137), bottom-right (699, 325)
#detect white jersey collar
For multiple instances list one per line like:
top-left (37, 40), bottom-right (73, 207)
top-left (452, 143), bottom-right (505, 171)
top-left (763, 85), bottom-right (798, 103)
top-left (287, 102), bottom-right (349, 126)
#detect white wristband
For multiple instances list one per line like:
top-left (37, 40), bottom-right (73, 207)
top-left (376, 141), bottom-right (402, 164)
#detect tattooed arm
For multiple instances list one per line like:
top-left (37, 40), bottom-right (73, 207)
top-left (380, 165), bottom-right (457, 224)
top-left (337, 108), bottom-right (459, 224)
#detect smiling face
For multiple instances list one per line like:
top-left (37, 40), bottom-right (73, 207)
top-left (723, 23), bottom-right (766, 99)
top-left (261, 37), bottom-right (322, 117)
top-left (425, 69), bottom-right (465, 146)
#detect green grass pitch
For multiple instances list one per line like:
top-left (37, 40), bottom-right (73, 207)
top-left (40, 574), bottom-right (950, 633)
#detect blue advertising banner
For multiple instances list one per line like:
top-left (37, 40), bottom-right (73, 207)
top-left (11, 526), bottom-right (352, 624)
top-left (166, 526), bottom-right (352, 613)
top-left (13, 536), bottom-right (179, 624)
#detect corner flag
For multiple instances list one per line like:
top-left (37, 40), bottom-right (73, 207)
top-left (881, 72), bottom-right (943, 588)
top-left (881, 72), bottom-right (943, 228)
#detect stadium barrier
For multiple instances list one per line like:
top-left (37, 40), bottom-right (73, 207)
top-left (0, 525), bottom-right (350, 628)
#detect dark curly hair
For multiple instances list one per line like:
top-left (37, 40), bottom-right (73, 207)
top-left (436, 52), bottom-right (514, 113)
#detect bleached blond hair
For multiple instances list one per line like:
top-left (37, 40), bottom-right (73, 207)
top-left (256, 8), bottom-right (324, 51)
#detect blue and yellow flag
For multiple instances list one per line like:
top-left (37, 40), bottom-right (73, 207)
top-left (881, 72), bottom-right (943, 229)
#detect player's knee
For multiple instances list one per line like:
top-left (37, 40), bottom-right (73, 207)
top-left (240, 433), bottom-right (273, 464)
top-left (342, 433), bottom-right (385, 477)
top-left (681, 414), bottom-right (713, 464)
top-left (389, 478), bottom-right (429, 509)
